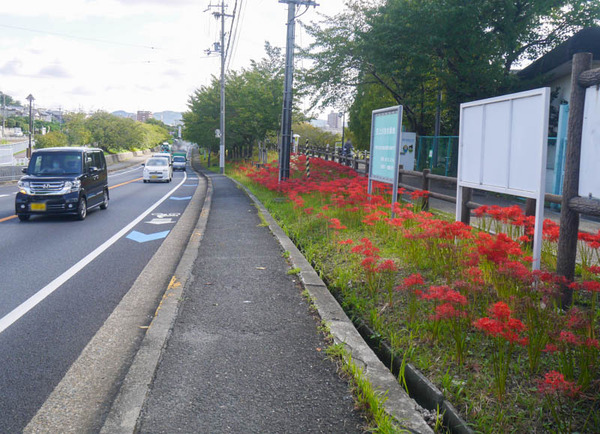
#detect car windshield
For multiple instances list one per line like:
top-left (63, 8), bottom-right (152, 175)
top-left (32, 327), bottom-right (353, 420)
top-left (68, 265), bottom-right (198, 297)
top-left (147, 158), bottom-right (168, 166)
top-left (173, 156), bottom-right (185, 162)
top-left (28, 152), bottom-right (82, 176)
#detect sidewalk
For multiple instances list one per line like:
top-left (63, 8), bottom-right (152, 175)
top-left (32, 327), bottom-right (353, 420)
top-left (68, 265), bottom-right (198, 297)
top-left (102, 167), bottom-right (432, 433)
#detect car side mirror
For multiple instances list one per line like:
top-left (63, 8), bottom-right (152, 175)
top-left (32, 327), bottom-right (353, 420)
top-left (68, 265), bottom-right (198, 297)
top-left (22, 168), bottom-right (28, 174)
top-left (88, 166), bottom-right (99, 174)
top-left (141, 163), bottom-right (145, 166)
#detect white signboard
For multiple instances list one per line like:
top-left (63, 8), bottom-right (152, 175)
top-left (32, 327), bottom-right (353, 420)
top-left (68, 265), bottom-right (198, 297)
top-left (399, 132), bottom-right (416, 171)
top-left (367, 105), bottom-right (403, 216)
top-left (579, 85), bottom-right (600, 200)
top-left (456, 87), bottom-right (551, 270)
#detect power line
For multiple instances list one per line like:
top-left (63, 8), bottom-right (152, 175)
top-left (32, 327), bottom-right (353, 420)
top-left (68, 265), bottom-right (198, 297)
top-left (0, 23), bottom-right (159, 50)
top-left (224, 0), bottom-right (238, 62)
top-left (226, 0), bottom-right (245, 71)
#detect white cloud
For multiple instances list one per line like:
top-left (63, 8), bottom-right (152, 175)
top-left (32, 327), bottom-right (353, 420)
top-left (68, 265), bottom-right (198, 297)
top-left (0, 0), bottom-right (348, 113)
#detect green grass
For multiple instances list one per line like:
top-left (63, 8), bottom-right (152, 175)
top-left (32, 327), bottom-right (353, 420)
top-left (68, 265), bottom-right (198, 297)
top-left (228, 162), bottom-right (599, 434)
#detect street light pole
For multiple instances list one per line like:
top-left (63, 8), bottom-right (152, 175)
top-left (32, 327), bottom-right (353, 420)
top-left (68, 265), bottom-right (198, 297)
top-left (26, 94), bottom-right (35, 159)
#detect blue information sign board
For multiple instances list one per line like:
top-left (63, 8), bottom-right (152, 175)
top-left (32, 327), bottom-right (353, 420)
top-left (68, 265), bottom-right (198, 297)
top-left (368, 106), bottom-right (403, 215)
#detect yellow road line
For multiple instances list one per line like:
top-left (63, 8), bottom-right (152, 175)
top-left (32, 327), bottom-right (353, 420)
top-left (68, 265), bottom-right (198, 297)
top-left (0, 215), bottom-right (17, 223)
top-left (109, 177), bottom-right (142, 189)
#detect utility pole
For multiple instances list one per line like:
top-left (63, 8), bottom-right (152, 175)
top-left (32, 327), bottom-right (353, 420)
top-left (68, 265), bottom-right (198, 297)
top-left (278, 0), bottom-right (318, 182)
top-left (206, 2), bottom-right (233, 174)
top-left (1, 92), bottom-right (5, 139)
top-left (26, 94), bottom-right (35, 159)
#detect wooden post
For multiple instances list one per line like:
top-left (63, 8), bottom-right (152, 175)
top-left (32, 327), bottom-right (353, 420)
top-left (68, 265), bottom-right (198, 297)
top-left (422, 168), bottom-right (431, 211)
top-left (525, 198), bottom-right (536, 216)
top-left (461, 187), bottom-right (472, 225)
top-left (556, 52), bottom-right (593, 307)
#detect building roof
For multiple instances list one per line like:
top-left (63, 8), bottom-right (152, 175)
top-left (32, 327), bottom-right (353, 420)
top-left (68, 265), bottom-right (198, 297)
top-left (518, 27), bottom-right (600, 80)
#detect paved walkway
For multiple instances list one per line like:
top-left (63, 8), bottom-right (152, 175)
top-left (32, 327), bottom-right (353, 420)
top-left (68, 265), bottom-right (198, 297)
top-left (133, 171), bottom-right (368, 433)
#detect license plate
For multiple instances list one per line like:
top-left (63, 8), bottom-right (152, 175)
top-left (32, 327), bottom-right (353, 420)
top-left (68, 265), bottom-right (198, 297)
top-left (31, 202), bottom-right (46, 211)
top-left (151, 175), bottom-right (158, 179)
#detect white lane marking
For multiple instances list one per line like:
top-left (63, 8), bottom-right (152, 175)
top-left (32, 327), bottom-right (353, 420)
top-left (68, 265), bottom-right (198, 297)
top-left (0, 194), bottom-right (9, 198)
top-left (109, 165), bottom-right (144, 178)
top-left (0, 172), bottom-right (188, 335)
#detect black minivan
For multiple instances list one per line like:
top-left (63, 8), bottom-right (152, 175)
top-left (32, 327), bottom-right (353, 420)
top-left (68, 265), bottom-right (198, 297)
top-left (15, 147), bottom-right (109, 221)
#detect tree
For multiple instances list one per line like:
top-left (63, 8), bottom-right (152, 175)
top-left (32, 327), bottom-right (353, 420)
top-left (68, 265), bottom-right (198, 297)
top-left (300, 0), bottom-right (600, 136)
top-left (35, 131), bottom-right (68, 148)
top-left (63, 113), bottom-right (92, 146)
top-left (183, 42), bottom-right (285, 161)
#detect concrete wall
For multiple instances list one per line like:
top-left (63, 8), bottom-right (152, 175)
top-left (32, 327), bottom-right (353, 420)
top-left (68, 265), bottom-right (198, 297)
top-left (0, 148), bottom-right (158, 183)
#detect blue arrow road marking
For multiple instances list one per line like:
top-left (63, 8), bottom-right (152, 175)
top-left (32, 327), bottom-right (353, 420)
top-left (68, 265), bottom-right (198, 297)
top-left (170, 196), bottom-right (192, 200)
top-left (126, 230), bottom-right (170, 243)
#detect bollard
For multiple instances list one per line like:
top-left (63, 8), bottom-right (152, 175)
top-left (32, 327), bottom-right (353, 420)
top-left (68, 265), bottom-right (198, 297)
top-left (422, 169), bottom-right (431, 211)
top-left (306, 156), bottom-right (310, 179)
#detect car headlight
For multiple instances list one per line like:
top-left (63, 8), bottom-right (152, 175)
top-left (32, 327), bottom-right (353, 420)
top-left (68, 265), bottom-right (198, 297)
top-left (18, 180), bottom-right (31, 194)
top-left (64, 180), bottom-right (81, 193)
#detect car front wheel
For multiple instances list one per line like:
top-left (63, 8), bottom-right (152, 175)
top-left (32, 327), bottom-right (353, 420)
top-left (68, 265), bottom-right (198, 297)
top-left (77, 197), bottom-right (87, 220)
top-left (18, 214), bottom-right (30, 222)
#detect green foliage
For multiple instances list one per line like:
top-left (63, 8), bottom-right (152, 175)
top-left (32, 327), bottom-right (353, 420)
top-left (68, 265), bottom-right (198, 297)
top-left (60, 111), bottom-right (169, 152)
top-left (292, 122), bottom-right (340, 148)
top-left (300, 0), bottom-right (600, 136)
top-left (183, 42), bottom-right (285, 158)
top-left (34, 131), bottom-right (68, 148)
top-left (63, 113), bottom-right (92, 146)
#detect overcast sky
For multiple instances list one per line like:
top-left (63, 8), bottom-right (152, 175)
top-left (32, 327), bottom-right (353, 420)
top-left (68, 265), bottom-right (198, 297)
top-left (0, 0), bottom-right (345, 115)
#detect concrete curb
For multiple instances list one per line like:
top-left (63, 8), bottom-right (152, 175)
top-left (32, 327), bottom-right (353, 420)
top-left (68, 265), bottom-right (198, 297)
top-left (24, 160), bottom-right (208, 433)
top-left (100, 161), bottom-right (212, 433)
top-left (234, 180), bottom-right (433, 434)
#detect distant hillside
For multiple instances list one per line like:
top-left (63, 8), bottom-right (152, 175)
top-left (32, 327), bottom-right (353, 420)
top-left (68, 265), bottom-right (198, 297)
top-left (154, 111), bottom-right (183, 126)
top-left (111, 110), bottom-right (182, 126)
top-left (111, 110), bottom-right (135, 119)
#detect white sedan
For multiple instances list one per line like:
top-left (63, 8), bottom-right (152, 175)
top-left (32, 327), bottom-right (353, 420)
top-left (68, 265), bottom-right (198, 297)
top-left (143, 157), bottom-right (172, 183)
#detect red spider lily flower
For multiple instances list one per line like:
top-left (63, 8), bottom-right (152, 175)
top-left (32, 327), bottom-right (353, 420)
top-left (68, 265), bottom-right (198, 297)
top-left (328, 218), bottom-right (347, 230)
top-left (418, 285), bottom-right (451, 301)
top-left (402, 273), bottom-right (425, 288)
top-left (537, 371), bottom-right (581, 398)
top-left (351, 245), bottom-right (363, 253)
top-left (303, 207), bottom-right (314, 214)
top-left (410, 190), bottom-right (430, 200)
top-left (338, 239), bottom-right (354, 245)
top-left (361, 256), bottom-right (378, 272)
top-left (566, 307), bottom-right (589, 331)
top-left (474, 302), bottom-right (527, 345)
top-left (558, 331), bottom-right (581, 346)
top-left (518, 235), bottom-right (531, 243)
top-left (433, 303), bottom-right (467, 320)
top-left (376, 259), bottom-right (398, 273)
top-left (587, 265), bottom-right (600, 274)
top-left (444, 289), bottom-right (468, 306)
top-left (473, 205), bottom-right (488, 218)
top-left (542, 343), bottom-right (559, 353)
top-left (490, 301), bottom-right (512, 321)
top-left (506, 317), bottom-right (526, 333)
top-left (473, 317), bottom-right (504, 336)
top-left (581, 280), bottom-right (600, 292)
top-left (543, 220), bottom-right (560, 242)
top-left (584, 338), bottom-right (600, 349)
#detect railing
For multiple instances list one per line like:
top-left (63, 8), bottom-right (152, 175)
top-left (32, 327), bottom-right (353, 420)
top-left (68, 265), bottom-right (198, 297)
top-left (300, 144), bottom-right (564, 226)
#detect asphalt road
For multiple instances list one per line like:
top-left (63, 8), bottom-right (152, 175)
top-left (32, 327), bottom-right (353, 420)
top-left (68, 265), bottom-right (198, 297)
top-left (0, 155), bottom-right (199, 432)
